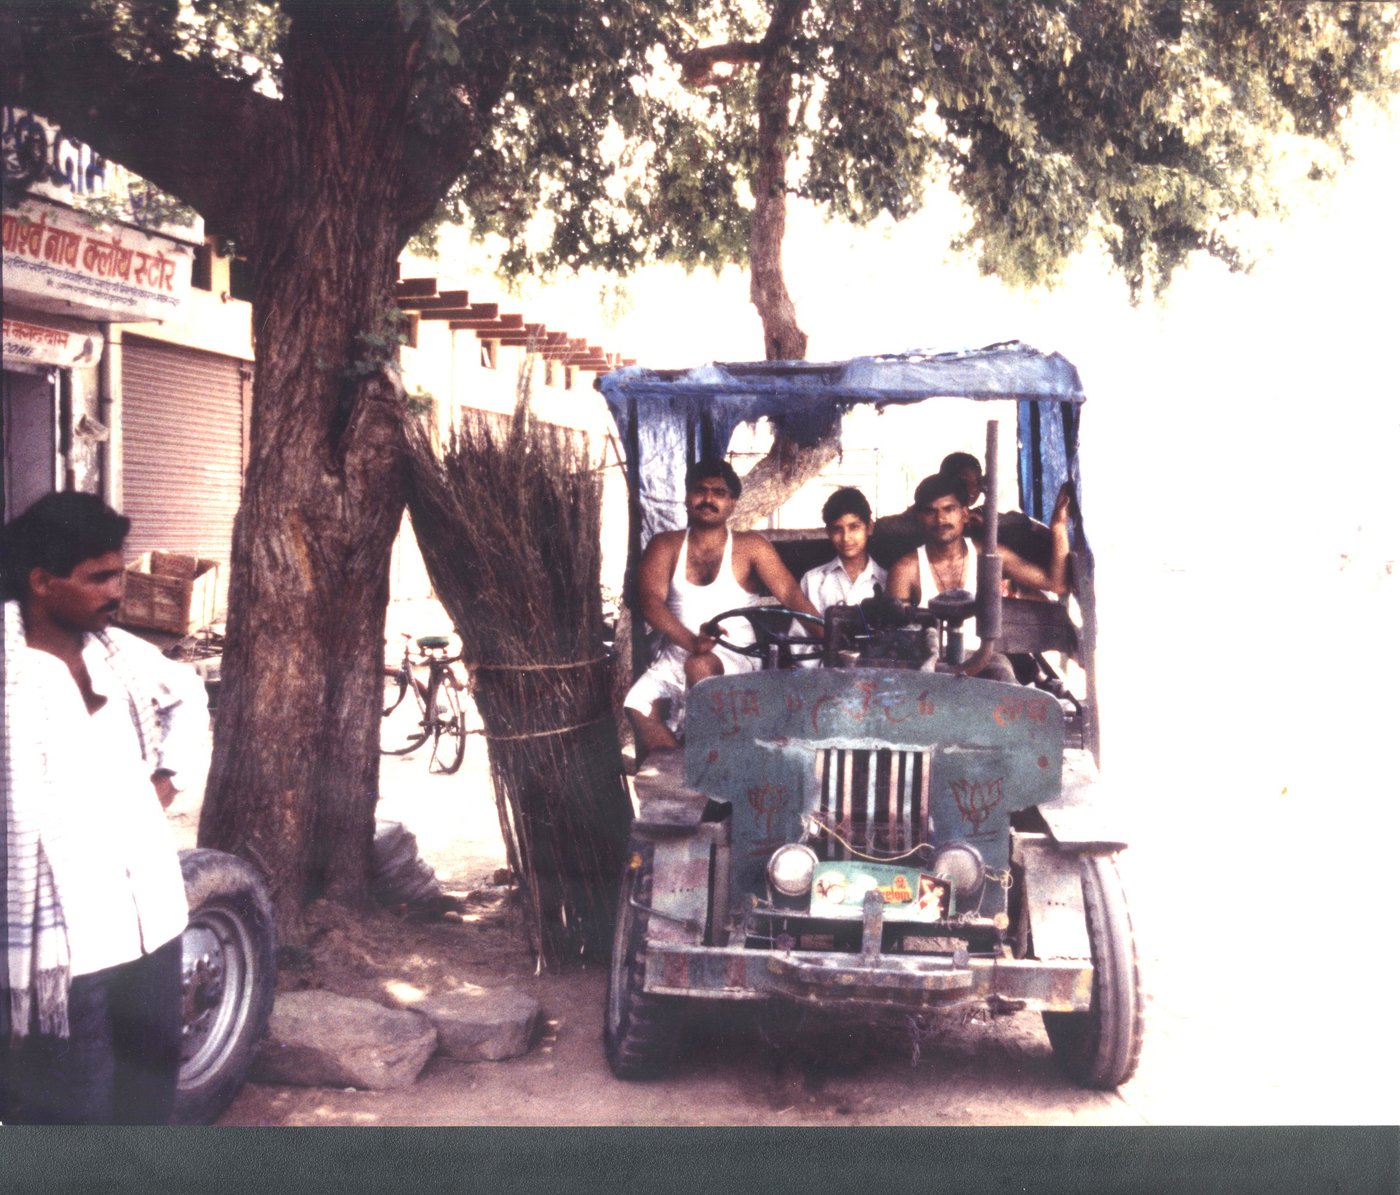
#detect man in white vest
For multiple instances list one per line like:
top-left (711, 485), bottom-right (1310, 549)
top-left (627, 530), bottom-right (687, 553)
top-left (624, 458), bottom-right (818, 758)
top-left (885, 472), bottom-right (1071, 680)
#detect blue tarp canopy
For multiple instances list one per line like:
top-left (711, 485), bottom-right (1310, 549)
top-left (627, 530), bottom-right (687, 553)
top-left (598, 341), bottom-right (1086, 546)
top-left (600, 340), bottom-right (1099, 760)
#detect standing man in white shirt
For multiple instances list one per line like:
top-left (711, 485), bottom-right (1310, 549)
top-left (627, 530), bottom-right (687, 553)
top-left (798, 487), bottom-right (888, 618)
top-left (1, 492), bottom-right (208, 1125)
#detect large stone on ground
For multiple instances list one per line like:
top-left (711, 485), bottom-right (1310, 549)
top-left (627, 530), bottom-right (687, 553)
top-left (253, 990), bottom-right (438, 1090)
top-left (391, 988), bottom-right (542, 1062)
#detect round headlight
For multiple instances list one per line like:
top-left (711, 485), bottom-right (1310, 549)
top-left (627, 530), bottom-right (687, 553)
top-left (930, 843), bottom-right (985, 903)
top-left (767, 844), bottom-right (818, 897)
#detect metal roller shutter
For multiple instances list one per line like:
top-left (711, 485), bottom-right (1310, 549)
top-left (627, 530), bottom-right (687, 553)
top-left (120, 335), bottom-right (249, 573)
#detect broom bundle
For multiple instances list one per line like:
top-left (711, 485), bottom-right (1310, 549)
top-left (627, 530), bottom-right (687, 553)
top-left (404, 397), bottom-right (631, 968)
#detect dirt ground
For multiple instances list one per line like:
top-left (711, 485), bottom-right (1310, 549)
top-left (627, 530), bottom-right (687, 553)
top-left (168, 570), bottom-right (1398, 1127)
top-left (201, 743), bottom-right (1162, 1127)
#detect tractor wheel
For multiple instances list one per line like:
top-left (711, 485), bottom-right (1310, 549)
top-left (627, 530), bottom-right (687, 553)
top-left (172, 850), bottom-right (277, 1124)
top-left (603, 850), bottom-right (680, 1078)
top-left (1042, 853), bottom-right (1143, 1089)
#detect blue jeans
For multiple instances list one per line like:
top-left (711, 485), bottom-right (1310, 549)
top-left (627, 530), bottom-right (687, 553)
top-left (1, 933), bottom-right (183, 1125)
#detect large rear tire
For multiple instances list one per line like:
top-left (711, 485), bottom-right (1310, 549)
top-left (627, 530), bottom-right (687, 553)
top-left (1042, 853), bottom-right (1143, 1089)
top-left (173, 849), bottom-right (277, 1125)
top-left (604, 850), bottom-right (680, 1078)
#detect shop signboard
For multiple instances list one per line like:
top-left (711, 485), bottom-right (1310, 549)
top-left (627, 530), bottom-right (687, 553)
top-left (2, 105), bottom-right (204, 245)
top-left (2, 317), bottom-right (105, 370)
top-left (2, 198), bottom-right (193, 323)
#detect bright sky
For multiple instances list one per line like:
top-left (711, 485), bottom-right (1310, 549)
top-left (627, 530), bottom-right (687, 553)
top-left (422, 86), bottom-right (1400, 1117)
top-left (436, 94), bottom-right (1399, 574)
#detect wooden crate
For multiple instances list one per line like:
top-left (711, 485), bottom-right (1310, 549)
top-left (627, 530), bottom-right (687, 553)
top-left (117, 551), bottom-right (220, 635)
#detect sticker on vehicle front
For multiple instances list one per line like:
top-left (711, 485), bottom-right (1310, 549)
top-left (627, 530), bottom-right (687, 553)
top-left (808, 863), bottom-right (953, 922)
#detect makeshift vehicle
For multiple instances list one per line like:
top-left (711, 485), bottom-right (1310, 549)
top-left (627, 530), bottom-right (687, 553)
top-left (596, 344), bottom-right (1141, 1089)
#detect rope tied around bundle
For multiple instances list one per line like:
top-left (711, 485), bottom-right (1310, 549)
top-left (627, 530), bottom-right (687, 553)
top-left (403, 395), bottom-right (632, 971)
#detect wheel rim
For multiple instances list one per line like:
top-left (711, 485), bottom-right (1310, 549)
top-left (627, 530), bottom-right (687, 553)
top-left (605, 871), bottom-right (636, 1040)
top-left (180, 903), bottom-right (255, 1088)
top-left (381, 672), bottom-right (430, 755)
top-left (429, 679), bottom-right (466, 773)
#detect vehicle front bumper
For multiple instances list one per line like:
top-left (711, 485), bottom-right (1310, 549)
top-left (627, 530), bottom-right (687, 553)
top-left (642, 941), bottom-right (1093, 1014)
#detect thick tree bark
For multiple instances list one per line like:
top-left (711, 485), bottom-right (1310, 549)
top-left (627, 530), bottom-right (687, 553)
top-left (5, 3), bottom-right (515, 940)
top-left (195, 10), bottom-right (415, 938)
top-left (749, 0), bottom-right (809, 363)
top-left (731, 433), bottom-right (840, 529)
top-left (727, 0), bottom-right (840, 527)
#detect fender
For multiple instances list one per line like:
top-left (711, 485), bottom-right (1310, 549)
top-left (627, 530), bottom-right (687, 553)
top-left (1034, 747), bottom-right (1130, 851)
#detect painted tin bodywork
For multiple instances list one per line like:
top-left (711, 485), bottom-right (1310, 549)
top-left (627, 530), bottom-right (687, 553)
top-left (622, 669), bottom-right (1106, 1015)
top-left (685, 668), bottom-right (1063, 924)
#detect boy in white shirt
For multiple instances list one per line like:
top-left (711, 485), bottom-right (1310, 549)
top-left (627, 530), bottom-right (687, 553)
top-left (799, 487), bottom-right (887, 617)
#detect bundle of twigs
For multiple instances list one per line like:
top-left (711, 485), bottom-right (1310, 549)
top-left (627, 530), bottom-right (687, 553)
top-left (404, 394), bottom-right (632, 969)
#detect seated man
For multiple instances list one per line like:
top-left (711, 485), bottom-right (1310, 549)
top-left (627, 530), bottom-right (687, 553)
top-left (942, 451), bottom-right (1071, 581)
top-left (624, 458), bottom-right (818, 757)
top-left (885, 472), bottom-right (1071, 680)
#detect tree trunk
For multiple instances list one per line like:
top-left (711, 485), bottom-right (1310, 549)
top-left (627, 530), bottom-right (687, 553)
top-left (729, 0), bottom-right (840, 529)
top-left (748, 0), bottom-right (809, 362)
top-left (196, 17), bottom-right (413, 941)
top-left (731, 433), bottom-right (840, 529)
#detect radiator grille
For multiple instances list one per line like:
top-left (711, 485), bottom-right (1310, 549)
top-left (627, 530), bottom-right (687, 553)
top-left (812, 748), bottom-right (932, 861)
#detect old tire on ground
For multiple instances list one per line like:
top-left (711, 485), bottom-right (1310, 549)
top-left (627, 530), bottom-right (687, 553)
top-left (172, 849), bottom-right (277, 1125)
top-left (604, 850), bottom-right (680, 1078)
top-left (1042, 853), bottom-right (1143, 1090)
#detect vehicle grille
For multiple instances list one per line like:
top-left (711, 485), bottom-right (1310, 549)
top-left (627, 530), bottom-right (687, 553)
top-left (811, 747), bottom-right (932, 861)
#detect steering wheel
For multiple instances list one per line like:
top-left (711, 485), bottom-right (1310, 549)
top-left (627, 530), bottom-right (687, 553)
top-left (700, 606), bottom-right (825, 665)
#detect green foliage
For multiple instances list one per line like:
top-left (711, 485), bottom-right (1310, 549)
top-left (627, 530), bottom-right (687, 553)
top-left (74, 178), bottom-right (202, 235)
top-left (90, 0), bottom-right (286, 87)
top-left (348, 306), bottom-right (412, 378)
top-left (16, 0), bottom-right (1398, 301)
top-left (456, 0), bottom-right (1399, 298)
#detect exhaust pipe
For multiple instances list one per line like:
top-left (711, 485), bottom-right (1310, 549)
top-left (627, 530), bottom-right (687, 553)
top-left (958, 418), bottom-right (1003, 677)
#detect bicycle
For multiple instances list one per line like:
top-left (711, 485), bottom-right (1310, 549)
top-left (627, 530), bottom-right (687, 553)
top-left (381, 633), bottom-right (469, 775)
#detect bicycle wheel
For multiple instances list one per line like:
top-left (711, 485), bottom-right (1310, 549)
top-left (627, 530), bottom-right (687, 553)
top-left (383, 665), bottom-right (409, 716)
top-left (429, 671), bottom-right (468, 775)
top-left (381, 666), bottom-right (430, 755)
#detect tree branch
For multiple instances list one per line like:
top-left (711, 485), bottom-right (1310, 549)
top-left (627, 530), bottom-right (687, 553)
top-left (749, 0), bottom-right (809, 361)
top-left (393, 26), bottom-right (515, 243)
top-left (1, 7), bottom-right (275, 237)
top-left (673, 40), bottom-right (765, 87)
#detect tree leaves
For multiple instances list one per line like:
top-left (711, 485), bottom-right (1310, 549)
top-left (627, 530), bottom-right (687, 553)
top-left (12, 0), bottom-right (1397, 297)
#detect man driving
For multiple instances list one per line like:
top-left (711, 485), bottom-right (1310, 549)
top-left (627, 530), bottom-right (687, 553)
top-left (623, 458), bottom-right (818, 757)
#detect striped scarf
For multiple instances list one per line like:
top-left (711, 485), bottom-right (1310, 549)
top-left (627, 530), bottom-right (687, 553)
top-left (2, 602), bottom-right (159, 1041)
